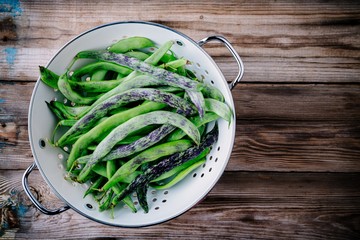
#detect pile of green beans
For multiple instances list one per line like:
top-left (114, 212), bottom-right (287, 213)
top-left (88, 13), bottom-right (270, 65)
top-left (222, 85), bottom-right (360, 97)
top-left (40, 36), bottom-right (232, 214)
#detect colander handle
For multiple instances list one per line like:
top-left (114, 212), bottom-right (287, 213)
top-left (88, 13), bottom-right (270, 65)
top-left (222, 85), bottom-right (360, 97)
top-left (22, 162), bottom-right (70, 215)
top-left (198, 35), bottom-right (244, 90)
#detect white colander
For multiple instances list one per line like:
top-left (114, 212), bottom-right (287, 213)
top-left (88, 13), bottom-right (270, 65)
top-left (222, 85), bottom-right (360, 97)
top-left (22, 21), bottom-right (244, 227)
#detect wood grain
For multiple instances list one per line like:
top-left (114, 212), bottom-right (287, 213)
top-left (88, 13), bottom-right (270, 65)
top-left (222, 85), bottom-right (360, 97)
top-left (1, 0), bottom-right (359, 83)
top-left (0, 170), bottom-right (359, 240)
top-left (1, 0), bottom-right (360, 239)
top-left (1, 82), bottom-right (360, 172)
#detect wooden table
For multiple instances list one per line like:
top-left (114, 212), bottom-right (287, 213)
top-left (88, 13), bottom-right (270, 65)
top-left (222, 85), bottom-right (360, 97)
top-left (1, 1), bottom-right (360, 239)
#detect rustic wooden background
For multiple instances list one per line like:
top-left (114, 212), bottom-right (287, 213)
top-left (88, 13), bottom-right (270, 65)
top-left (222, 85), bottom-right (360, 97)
top-left (1, 0), bottom-right (360, 239)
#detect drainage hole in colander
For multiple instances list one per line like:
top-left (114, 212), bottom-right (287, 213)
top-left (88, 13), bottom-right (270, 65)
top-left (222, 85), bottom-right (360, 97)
top-left (151, 190), bottom-right (156, 195)
top-left (39, 139), bottom-right (46, 148)
top-left (202, 163), bottom-right (206, 168)
top-left (57, 163), bottom-right (64, 170)
top-left (201, 74), bottom-right (205, 81)
top-left (209, 167), bottom-right (212, 172)
top-left (133, 201), bottom-right (138, 205)
top-left (215, 157), bottom-right (218, 162)
top-left (57, 153), bottom-right (64, 160)
top-left (217, 146), bottom-right (221, 151)
top-left (85, 203), bottom-right (93, 210)
top-left (210, 80), bottom-right (214, 85)
top-left (205, 70), bottom-right (209, 75)
top-left (176, 40), bottom-right (184, 46)
top-left (201, 173), bottom-right (205, 178)
top-left (209, 155), bottom-right (213, 161)
top-left (193, 173), bottom-right (197, 178)
top-left (152, 198), bottom-right (157, 202)
top-left (155, 206), bottom-right (160, 210)
top-left (162, 199), bottom-right (167, 203)
top-left (164, 190), bottom-right (169, 195)
top-left (196, 62), bottom-right (201, 68)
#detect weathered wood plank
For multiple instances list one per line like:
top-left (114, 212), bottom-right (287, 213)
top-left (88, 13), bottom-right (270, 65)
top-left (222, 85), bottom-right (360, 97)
top-left (1, 1), bottom-right (359, 82)
top-left (1, 82), bottom-right (360, 126)
top-left (1, 170), bottom-right (359, 239)
top-left (1, 121), bottom-right (360, 173)
top-left (1, 82), bottom-right (359, 172)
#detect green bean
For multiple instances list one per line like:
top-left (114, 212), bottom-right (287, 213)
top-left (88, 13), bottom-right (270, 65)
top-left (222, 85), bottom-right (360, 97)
top-left (74, 75), bottom-right (167, 118)
top-left (151, 148), bottom-right (210, 182)
top-left (58, 73), bottom-right (100, 105)
top-left (65, 101), bottom-right (167, 170)
top-left (159, 58), bottom-right (188, 72)
top-left (201, 83), bottom-right (225, 102)
top-left (87, 135), bottom-right (143, 151)
top-left (39, 66), bottom-right (59, 89)
top-left (110, 183), bottom-right (136, 212)
top-left (166, 112), bottom-right (219, 142)
top-left (76, 50), bottom-right (201, 92)
top-left (51, 119), bottom-right (77, 144)
top-left (59, 88), bottom-right (196, 148)
top-left (91, 69), bottom-right (108, 81)
top-left (102, 139), bottom-right (193, 190)
top-left (77, 111), bottom-right (200, 182)
top-left (160, 52), bottom-right (177, 63)
top-left (112, 124), bottom-right (218, 204)
top-left (83, 176), bottom-right (105, 198)
top-left (186, 90), bottom-right (205, 118)
top-left (205, 98), bottom-right (233, 123)
top-left (151, 158), bottom-right (206, 190)
top-left (109, 36), bottom-right (155, 53)
top-left (71, 61), bottom-right (132, 79)
top-left (176, 65), bottom-right (186, 76)
top-left (69, 78), bottom-right (123, 93)
top-left (92, 163), bottom-right (141, 184)
top-left (76, 50), bottom-right (207, 115)
top-left (46, 101), bottom-right (65, 120)
top-left (124, 51), bottom-right (149, 61)
top-left (48, 100), bottom-right (77, 119)
top-left (86, 41), bottom-right (174, 114)
top-left (55, 103), bottom-right (88, 118)
top-left (99, 188), bottom-right (113, 211)
top-left (136, 186), bottom-right (149, 213)
top-left (106, 160), bottom-right (116, 179)
top-left (76, 125), bottom-right (176, 164)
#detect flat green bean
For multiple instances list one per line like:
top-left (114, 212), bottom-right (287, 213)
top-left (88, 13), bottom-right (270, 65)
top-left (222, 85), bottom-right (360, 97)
top-left (109, 36), bottom-right (155, 53)
top-left (102, 139), bottom-right (193, 190)
top-left (151, 158), bottom-right (206, 190)
top-left (39, 66), bottom-right (59, 89)
top-left (58, 73), bottom-right (100, 105)
top-left (77, 111), bottom-right (200, 182)
top-left (66, 101), bottom-right (167, 170)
